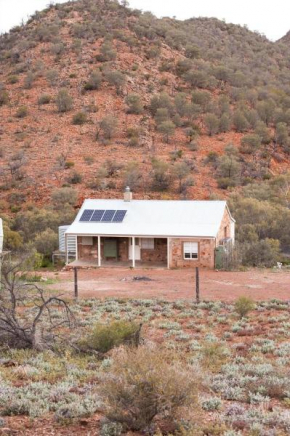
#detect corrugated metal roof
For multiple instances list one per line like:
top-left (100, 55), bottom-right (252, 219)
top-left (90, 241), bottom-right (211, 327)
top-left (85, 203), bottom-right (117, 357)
top-left (66, 199), bottom-right (232, 238)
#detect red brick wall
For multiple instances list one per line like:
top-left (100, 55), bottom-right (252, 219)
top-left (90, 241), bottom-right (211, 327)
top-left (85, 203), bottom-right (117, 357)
top-left (141, 238), bottom-right (167, 263)
top-left (169, 238), bottom-right (216, 269)
top-left (78, 237), bottom-right (129, 262)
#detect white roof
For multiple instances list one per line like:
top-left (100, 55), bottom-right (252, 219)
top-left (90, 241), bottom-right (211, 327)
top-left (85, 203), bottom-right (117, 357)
top-left (65, 199), bottom-right (233, 238)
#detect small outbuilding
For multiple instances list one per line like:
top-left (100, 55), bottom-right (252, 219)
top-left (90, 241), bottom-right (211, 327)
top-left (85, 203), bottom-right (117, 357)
top-left (64, 188), bottom-right (235, 269)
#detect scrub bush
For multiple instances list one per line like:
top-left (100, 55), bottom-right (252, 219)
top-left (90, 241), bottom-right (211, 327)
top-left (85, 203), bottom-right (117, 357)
top-left (100, 346), bottom-right (199, 430)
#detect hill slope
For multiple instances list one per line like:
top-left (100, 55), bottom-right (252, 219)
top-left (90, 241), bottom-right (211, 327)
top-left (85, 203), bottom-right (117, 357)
top-left (0, 0), bottom-right (290, 211)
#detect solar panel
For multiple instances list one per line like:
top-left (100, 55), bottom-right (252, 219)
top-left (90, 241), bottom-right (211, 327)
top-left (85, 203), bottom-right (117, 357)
top-left (112, 210), bottom-right (127, 222)
top-left (79, 209), bottom-right (94, 222)
top-left (90, 210), bottom-right (105, 222)
top-left (101, 210), bottom-right (116, 222)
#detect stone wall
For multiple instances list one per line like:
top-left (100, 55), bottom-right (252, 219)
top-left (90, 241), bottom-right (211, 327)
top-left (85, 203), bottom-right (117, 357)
top-left (169, 238), bottom-right (216, 269)
top-left (140, 238), bottom-right (167, 263)
top-left (78, 237), bottom-right (129, 262)
top-left (216, 208), bottom-right (233, 246)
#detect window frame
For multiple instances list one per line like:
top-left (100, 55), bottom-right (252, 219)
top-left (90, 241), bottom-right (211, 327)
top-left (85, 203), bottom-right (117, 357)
top-left (141, 238), bottom-right (155, 250)
top-left (82, 236), bottom-right (93, 245)
top-left (183, 241), bottom-right (199, 260)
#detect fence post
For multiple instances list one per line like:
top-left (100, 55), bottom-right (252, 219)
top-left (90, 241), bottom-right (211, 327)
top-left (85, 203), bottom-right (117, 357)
top-left (195, 267), bottom-right (200, 303)
top-left (74, 267), bottom-right (78, 299)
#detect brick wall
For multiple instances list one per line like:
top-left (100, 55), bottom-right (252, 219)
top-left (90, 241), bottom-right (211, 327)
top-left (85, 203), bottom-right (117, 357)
top-left (216, 208), bottom-right (233, 246)
top-left (78, 237), bottom-right (129, 262)
top-left (141, 238), bottom-right (167, 263)
top-left (169, 238), bottom-right (216, 269)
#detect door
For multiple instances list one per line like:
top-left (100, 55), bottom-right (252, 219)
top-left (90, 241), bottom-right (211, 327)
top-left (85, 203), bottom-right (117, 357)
top-left (129, 238), bottom-right (141, 260)
top-left (104, 238), bottom-right (118, 260)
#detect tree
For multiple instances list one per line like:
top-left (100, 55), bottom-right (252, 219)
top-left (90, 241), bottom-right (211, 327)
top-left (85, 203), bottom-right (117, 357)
top-left (56, 88), bottom-right (73, 113)
top-left (98, 40), bottom-right (117, 62)
top-left (233, 110), bottom-right (249, 132)
top-left (242, 238), bottom-right (280, 267)
top-left (98, 115), bottom-right (118, 140)
top-left (183, 69), bottom-right (208, 88)
top-left (217, 155), bottom-right (241, 188)
top-left (0, 255), bottom-right (74, 349)
top-left (185, 44), bottom-right (200, 59)
top-left (275, 122), bottom-right (289, 146)
top-left (240, 134), bottom-right (261, 154)
top-left (255, 121), bottom-right (271, 144)
top-left (219, 113), bottom-right (231, 132)
top-left (150, 160), bottom-right (170, 191)
top-left (155, 108), bottom-right (169, 125)
top-left (34, 229), bottom-right (58, 257)
top-left (52, 187), bottom-right (78, 207)
top-left (204, 113), bottom-right (219, 136)
top-left (125, 93), bottom-right (143, 114)
top-left (123, 162), bottom-right (142, 190)
top-left (174, 93), bottom-right (187, 117)
top-left (84, 70), bottom-right (102, 91)
top-left (105, 70), bottom-right (125, 95)
top-left (149, 93), bottom-right (174, 116)
top-left (172, 162), bottom-right (190, 193)
top-left (0, 90), bottom-right (9, 106)
top-left (257, 100), bottom-right (275, 126)
top-left (157, 120), bottom-right (175, 143)
top-left (191, 90), bottom-right (211, 111)
top-left (46, 69), bottom-right (58, 86)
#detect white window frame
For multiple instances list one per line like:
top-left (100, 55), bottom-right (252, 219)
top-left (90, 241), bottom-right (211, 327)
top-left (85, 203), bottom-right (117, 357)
top-left (183, 242), bottom-right (198, 260)
top-left (141, 238), bottom-right (154, 250)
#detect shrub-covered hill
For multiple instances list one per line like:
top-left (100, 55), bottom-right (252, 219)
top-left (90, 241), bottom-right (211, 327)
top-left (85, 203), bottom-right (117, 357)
top-left (0, 0), bottom-right (290, 261)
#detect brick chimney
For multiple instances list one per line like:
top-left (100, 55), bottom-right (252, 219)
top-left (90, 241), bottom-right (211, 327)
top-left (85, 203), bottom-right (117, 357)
top-left (124, 186), bottom-right (132, 202)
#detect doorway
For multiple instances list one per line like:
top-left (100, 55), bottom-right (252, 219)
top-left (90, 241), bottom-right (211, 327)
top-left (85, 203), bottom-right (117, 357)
top-left (129, 238), bottom-right (141, 260)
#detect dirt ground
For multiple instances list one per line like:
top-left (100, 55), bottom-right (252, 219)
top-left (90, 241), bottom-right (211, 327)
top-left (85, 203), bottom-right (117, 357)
top-left (44, 267), bottom-right (290, 301)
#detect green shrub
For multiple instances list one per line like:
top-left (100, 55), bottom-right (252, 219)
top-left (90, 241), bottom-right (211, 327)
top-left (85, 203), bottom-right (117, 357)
top-left (81, 320), bottom-right (140, 353)
top-left (56, 88), bottom-right (73, 113)
top-left (72, 111), bottom-right (87, 125)
top-left (235, 296), bottom-right (255, 318)
top-left (68, 171), bottom-right (82, 184)
top-left (15, 106), bottom-right (28, 118)
top-left (7, 75), bottom-right (19, 84)
top-left (100, 346), bottom-right (198, 431)
top-left (84, 70), bottom-right (102, 91)
top-left (38, 94), bottom-right (51, 105)
top-left (0, 90), bottom-right (9, 106)
top-left (125, 94), bottom-right (143, 114)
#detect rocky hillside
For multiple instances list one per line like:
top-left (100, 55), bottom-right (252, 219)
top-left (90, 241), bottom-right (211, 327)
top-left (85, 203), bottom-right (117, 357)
top-left (0, 0), bottom-right (290, 212)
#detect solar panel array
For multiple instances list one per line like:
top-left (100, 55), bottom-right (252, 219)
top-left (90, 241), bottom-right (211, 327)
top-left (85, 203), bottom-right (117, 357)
top-left (79, 209), bottom-right (127, 223)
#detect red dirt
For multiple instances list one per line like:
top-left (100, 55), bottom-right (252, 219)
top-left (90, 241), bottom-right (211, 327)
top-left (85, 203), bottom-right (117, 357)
top-left (45, 267), bottom-right (290, 301)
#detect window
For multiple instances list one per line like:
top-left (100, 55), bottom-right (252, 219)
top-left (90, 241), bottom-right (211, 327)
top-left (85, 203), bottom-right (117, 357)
top-left (183, 242), bottom-right (198, 260)
top-left (141, 238), bottom-right (154, 249)
top-left (82, 236), bottom-right (93, 245)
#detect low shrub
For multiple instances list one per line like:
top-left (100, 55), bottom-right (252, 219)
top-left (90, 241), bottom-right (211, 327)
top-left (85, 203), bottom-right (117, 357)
top-left (80, 320), bottom-right (141, 353)
top-left (72, 111), bottom-right (87, 125)
top-left (38, 94), bottom-right (51, 105)
top-left (235, 296), bottom-right (255, 318)
top-left (15, 106), bottom-right (28, 118)
top-left (100, 346), bottom-right (199, 431)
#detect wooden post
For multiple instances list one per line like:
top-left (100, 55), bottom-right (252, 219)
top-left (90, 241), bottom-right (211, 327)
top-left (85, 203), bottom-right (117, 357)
top-left (74, 267), bottom-right (78, 299)
top-left (195, 267), bottom-right (200, 303)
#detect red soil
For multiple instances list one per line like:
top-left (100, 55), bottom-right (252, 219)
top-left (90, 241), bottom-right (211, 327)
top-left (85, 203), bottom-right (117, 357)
top-left (45, 267), bottom-right (290, 301)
